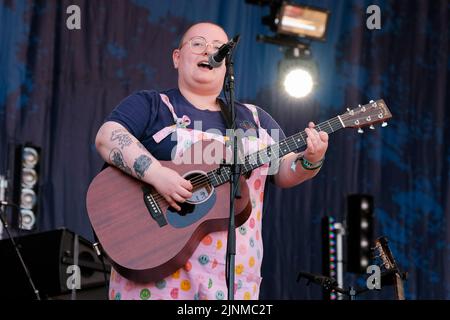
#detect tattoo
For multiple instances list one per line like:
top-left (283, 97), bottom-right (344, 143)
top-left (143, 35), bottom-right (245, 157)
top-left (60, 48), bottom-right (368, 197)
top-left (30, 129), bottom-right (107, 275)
top-left (133, 155), bottom-right (152, 179)
top-left (109, 148), bottom-right (132, 175)
top-left (136, 141), bottom-right (146, 150)
top-left (111, 129), bottom-right (132, 150)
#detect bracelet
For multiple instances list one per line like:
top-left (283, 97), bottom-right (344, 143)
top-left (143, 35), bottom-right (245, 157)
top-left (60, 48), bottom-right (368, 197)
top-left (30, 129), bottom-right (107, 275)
top-left (290, 154), bottom-right (324, 172)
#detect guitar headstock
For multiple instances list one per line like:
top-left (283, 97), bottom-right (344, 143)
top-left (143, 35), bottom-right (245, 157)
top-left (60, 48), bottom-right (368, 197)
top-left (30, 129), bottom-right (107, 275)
top-left (372, 236), bottom-right (398, 272)
top-left (372, 236), bottom-right (407, 300)
top-left (341, 99), bottom-right (392, 132)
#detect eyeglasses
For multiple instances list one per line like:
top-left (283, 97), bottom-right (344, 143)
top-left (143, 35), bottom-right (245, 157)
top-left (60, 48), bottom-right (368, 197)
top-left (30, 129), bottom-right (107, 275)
top-left (179, 36), bottom-right (225, 54)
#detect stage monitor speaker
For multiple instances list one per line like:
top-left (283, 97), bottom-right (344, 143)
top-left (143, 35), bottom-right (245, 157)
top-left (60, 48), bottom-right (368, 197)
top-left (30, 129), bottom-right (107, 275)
top-left (0, 228), bottom-right (110, 299)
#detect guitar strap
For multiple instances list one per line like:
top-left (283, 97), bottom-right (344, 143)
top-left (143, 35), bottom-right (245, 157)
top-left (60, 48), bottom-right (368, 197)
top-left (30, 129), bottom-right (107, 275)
top-left (217, 98), bottom-right (245, 157)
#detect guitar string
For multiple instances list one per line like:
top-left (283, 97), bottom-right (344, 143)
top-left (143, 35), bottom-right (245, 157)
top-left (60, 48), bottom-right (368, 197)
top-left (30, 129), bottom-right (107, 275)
top-left (149, 116), bottom-right (347, 204)
top-left (150, 111), bottom-right (380, 204)
top-left (148, 114), bottom-right (361, 204)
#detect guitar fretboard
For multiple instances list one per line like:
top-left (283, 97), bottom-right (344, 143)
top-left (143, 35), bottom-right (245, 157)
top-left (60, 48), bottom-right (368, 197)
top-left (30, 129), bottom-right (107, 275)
top-left (207, 116), bottom-right (344, 187)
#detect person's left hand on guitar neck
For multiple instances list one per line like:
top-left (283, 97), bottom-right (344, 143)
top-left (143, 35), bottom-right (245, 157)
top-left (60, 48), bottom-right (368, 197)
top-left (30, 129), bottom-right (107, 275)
top-left (303, 121), bottom-right (329, 164)
top-left (273, 122), bottom-right (329, 188)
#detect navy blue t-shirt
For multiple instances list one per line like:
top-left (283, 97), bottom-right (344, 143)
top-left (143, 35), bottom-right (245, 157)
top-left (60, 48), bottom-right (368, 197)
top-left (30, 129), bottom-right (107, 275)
top-left (105, 88), bottom-right (286, 161)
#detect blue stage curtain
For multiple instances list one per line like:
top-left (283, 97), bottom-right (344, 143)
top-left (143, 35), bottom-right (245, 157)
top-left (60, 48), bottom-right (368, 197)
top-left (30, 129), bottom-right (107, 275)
top-left (1, 0), bottom-right (449, 299)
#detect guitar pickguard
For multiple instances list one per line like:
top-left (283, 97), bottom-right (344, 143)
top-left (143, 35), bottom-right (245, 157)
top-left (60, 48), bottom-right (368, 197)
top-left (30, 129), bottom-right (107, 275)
top-left (166, 191), bottom-right (217, 228)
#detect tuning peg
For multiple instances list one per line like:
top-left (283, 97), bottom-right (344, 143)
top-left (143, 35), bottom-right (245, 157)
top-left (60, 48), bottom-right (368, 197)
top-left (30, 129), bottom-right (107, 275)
top-left (357, 128), bottom-right (364, 134)
top-left (347, 108), bottom-right (351, 112)
top-left (369, 100), bottom-right (374, 103)
top-left (369, 125), bottom-right (375, 130)
top-left (381, 122), bottom-right (388, 127)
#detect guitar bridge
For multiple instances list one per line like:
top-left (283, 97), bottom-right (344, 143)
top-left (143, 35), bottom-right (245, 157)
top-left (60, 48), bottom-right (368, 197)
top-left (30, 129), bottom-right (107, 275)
top-left (142, 186), bottom-right (167, 227)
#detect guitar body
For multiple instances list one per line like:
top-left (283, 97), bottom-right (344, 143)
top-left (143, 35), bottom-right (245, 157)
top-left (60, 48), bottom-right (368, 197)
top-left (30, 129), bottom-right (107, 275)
top-left (86, 140), bottom-right (251, 283)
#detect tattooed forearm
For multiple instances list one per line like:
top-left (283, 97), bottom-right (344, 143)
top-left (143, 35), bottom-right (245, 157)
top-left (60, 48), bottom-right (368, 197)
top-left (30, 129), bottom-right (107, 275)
top-left (136, 141), bottom-right (146, 150)
top-left (111, 129), bottom-right (133, 150)
top-left (133, 155), bottom-right (152, 179)
top-left (109, 148), bottom-right (132, 175)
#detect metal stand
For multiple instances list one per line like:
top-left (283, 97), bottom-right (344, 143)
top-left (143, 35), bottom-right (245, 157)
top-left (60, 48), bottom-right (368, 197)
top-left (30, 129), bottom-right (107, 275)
top-left (0, 202), bottom-right (41, 300)
top-left (222, 37), bottom-right (241, 300)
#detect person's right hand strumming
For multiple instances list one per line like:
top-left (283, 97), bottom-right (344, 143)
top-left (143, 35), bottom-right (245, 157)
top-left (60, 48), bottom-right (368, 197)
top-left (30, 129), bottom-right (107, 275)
top-left (95, 121), bottom-right (192, 211)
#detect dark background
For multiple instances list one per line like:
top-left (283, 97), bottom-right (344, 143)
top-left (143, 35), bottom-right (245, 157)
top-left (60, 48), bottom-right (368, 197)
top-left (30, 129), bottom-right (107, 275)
top-left (0, 0), bottom-right (449, 299)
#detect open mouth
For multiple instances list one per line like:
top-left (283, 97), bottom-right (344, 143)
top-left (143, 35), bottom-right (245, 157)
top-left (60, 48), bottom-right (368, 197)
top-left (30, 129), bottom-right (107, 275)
top-left (197, 61), bottom-right (213, 70)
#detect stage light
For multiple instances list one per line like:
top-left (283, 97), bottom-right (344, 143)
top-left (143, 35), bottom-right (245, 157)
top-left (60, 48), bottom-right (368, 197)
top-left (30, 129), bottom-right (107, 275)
top-left (322, 216), bottom-right (341, 300)
top-left (278, 47), bottom-right (317, 98)
top-left (12, 144), bottom-right (41, 230)
top-left (21, 168), bottom-right (37, 187)
top-left (20, 188), bottom-right (36, 209)
top-left (361, 199), bottom-right (370, 211)
top-left (247, 2), bottom-right (327, 98)
top-left (19, 209), bottom-right (36, 230)
top-left (22, 147), bottom-right (39, 168)
top-left (346, 194), bottom-right (374, 274)
top-left (361, 219), bottom-right (369, 230)
top-left (249, 1), bottom-right (330, 41)
top-left (360, 239), bottom-right (369, 248)
top-left (275, 3), bottom-right (330, 40)
top-left (283, 69), bottom-right (313, 98)
top-left (360, 257), bottom-right (369, 268)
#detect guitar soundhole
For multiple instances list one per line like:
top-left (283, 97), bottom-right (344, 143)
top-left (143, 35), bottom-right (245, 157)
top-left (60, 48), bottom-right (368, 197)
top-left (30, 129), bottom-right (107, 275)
top-left (175, 202), bottom-right (195, 216)
top-left (183, 171), bottom-right (214, 205)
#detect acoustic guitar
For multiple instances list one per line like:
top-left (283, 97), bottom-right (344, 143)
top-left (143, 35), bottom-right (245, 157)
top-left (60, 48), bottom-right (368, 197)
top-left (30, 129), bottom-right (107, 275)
top-left (86, 99), bottom-right (392, 283)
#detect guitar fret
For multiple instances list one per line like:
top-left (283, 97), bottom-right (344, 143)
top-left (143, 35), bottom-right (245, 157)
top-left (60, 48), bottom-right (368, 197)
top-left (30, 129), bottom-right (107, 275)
top-left (300, 132), bottom-right (306, 145)
top-left (291, 135), bottom-right (300, 149)
top-left (327, 120), bottom-right (334, 132)
top-left (296, 133), bottom-right (305, 148)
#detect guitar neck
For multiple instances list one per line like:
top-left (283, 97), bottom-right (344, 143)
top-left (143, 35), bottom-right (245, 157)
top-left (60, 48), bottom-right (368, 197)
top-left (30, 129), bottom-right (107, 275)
top-left (208, 116), bottom-right (345, 187)
top-left (394, 273), bottom-right (405, 300)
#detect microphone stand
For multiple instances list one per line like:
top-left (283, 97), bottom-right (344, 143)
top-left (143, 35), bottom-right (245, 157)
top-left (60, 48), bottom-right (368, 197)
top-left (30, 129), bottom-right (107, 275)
top-left (223, 41), bottom-right (240, 301)
top-left (0, 202), bottom-right (41, 300)
top-left (297, 271), bottom-right (366, 300)
top-left (297, 270), bottom-right (403, 300)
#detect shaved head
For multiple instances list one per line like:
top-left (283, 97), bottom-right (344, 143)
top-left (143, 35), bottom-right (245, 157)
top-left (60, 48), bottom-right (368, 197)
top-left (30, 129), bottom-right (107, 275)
top-left (178, 22), bottom-right (228, 48)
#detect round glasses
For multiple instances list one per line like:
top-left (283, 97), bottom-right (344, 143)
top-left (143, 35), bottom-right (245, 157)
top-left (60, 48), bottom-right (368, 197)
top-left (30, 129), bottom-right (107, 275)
top-left (179, 36), bottom-right (225, 54)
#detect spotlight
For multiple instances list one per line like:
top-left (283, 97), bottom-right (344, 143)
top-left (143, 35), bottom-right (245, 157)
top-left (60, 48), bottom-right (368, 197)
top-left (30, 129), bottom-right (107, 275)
top-left (21, 168), bottom-right (37, 188)
top-left (278, 47), bottom-right (317, 98)
top-left (360, 257), bottom-right (369, 268)
top-left (248, 1), bottom-right (330, 41)
top-left (360, 219), bottom-right (369, 230)
top-left (12, 144), bottom-right (41, 230)
top-left (247, 1), bottom-right (327, 98)
top-left (19, 209), bottom-right (36, 230)
top-left (275, 3), bottom-right (330, 40)
top-left (20, 188), bottom-right (36, 209)
top-left (22, 147), bottom-right (39, 168)
top-left (360, 238), bottom-right (369, 248)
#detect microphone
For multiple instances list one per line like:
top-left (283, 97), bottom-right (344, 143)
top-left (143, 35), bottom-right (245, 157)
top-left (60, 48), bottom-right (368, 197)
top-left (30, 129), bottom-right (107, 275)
top-left (208, 34), bottom-right (240, 68)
